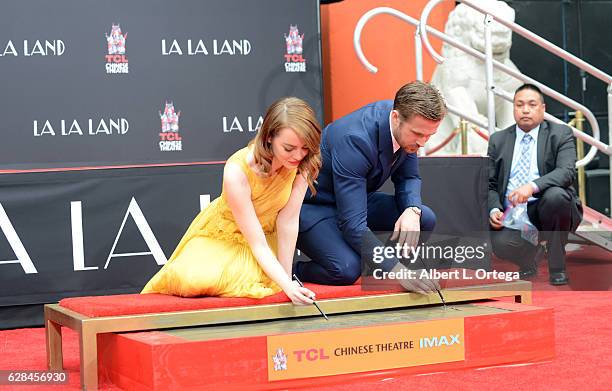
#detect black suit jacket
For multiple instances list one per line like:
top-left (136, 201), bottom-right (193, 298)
top-left (488, 120), bottom-right (579, 212)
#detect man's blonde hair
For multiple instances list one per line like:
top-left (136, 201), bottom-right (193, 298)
top-left (393, 81), bottom-right (447, 122)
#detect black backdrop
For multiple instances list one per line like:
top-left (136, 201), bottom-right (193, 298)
top-left (0, 157), bottom-right (488, 329)
top-left (0, 0), bottom-right (324, 328)
top-left (509, 0), bottom-right (611, 215)
top-left (0, 0), bottom-right (323, 170)
top-left (0, 1), bottom-right (490, 329)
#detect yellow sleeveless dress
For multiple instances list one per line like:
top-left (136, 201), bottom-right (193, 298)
top-left (141, 146), bottom-right (296, 298)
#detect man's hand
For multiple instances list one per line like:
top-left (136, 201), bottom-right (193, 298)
top-left (390, 207), bottom-right (421, 250)
top-left (489, 210), bottom-right (504, 230)
top-left (392, 263), bottom-right (440, 294)
top-left (507, 184), bottom-right (534, 206)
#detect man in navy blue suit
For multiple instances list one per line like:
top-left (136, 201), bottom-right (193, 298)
top-left (296, 81), bottom-right (447, 292)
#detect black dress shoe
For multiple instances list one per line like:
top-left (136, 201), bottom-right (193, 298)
top-left (549, 271), bottom-right (569, 285)
top-left (519, 268), bottom-right (537, 280)
top-left (534, 243), bottom-right (547, 264)
top-left (517, 243), bottom-right (546, 280)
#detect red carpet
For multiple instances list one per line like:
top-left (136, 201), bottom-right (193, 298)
top-left (58, 272), bottom-right (502, 319)
top-left (319, 291), bottom-right (612, 391)
top-left (1, 289), bottom-right (611, 390)
top-left (58, 283), bottom-right (404, 318)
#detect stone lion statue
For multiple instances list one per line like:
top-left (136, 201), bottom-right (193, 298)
top-left (428, 0), bottom-right (522, 155)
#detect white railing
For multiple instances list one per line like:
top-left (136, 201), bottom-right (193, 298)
top-left (354, 8), bottom-right (500, 144)
top-left (354, 1), bottom-right (612, 209)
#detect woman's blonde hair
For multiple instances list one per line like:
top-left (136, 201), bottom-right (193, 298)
top-left (250, 97), bottom-right (321, 194)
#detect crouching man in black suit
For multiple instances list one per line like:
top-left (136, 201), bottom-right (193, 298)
top-left (488, 84), bottom-right (583, 285)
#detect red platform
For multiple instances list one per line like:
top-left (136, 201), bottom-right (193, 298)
top-left (97, 300), bottom-right (554, 390)
top-left (59, 272), bottom-right (509, 318)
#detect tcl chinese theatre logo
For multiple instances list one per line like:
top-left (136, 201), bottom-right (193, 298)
top-left (158, 101), bottom-right (182, 151)
top-left (105, 24), bottom-right (128, 74)
top-left (284, 25), bottom-right (306, 73)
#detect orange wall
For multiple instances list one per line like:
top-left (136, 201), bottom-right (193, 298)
top-left (321, 0), bottom-right (454, 124)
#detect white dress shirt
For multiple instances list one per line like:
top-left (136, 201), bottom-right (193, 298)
top-left (490, 124), bottom-right (541, 217)
top-left (389, 112), bottom-right (400, 153)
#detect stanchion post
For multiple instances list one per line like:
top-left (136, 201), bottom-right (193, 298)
top-left (460, 119), bottom-right (468, 155)
top-left (574, 111), bottom-right (587, 205)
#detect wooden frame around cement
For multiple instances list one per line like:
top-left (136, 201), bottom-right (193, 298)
top-left (45, 280), bottom-right (531, 390)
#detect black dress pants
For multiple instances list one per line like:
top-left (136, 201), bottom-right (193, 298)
top-left (491, 186), bottom-right (582, 272)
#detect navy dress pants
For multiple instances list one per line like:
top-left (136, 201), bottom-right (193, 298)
top-left (296, 192), bottom-right (436, 285)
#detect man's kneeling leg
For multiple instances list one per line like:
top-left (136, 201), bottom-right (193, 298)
top-left (296, 218), bottom-right (361, 285)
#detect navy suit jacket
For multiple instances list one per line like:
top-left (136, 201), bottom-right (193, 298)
top-left (300, 100), bottom-right (422, 254)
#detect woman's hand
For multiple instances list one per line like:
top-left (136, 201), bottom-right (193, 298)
top-left (284, 280), bottom-right (316, 305)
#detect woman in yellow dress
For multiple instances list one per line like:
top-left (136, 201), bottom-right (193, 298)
top-left (142, 97), bottom-right (321, 305)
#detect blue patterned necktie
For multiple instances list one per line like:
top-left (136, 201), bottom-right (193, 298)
top-left (507, 133), bottom-right (536, 241)
top-left (507, 133), bottom-right (533, 197)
